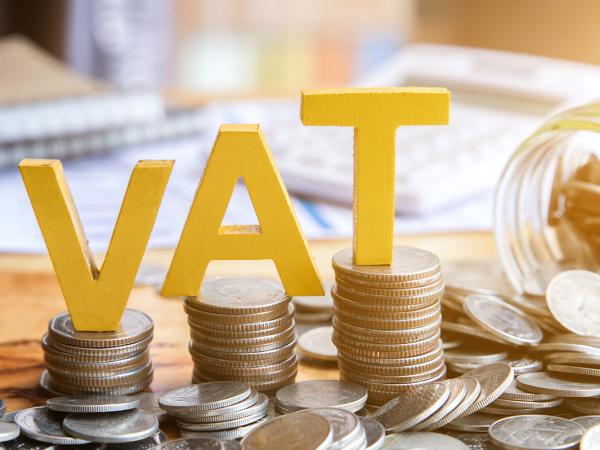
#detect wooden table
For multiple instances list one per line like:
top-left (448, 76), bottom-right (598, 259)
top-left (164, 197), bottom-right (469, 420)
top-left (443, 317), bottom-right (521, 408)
top-left (0, 231), bottom-right (494, 429)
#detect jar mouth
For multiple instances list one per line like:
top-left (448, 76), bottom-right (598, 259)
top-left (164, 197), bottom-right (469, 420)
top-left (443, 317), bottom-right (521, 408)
top-left (495, 107), bottom-right (600, 296)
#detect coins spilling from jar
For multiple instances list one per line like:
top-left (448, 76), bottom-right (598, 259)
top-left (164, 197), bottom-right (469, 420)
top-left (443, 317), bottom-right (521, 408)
top-left (186, 278), bottom-right (297, 392)
top-left (331, 246), bottom-right (445, 407)
top-left (40, 309), bottom-right (154, 396)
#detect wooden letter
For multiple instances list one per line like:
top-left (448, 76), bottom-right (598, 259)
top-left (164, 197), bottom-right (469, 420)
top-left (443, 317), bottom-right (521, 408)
top-left (19, 159), bottom-right (173, 331)
top-left (301, 88), bottom-right (450, 265)
top-left (161, 124), bottom-right (323, 297)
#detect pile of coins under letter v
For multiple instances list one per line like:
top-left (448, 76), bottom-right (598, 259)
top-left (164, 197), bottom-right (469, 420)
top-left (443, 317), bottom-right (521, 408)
top-left (185, 277), bottom-right (298, 392)
top-left (40, 309), bottom-right (154, 395)
top-left (331, 246), bottom-right (445, 407)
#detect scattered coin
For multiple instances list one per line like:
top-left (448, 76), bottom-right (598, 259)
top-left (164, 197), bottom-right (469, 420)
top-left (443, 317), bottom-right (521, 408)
top-left (298, 327), bottom-right (337, 362)
top-left (359, 417), bottom-right (385, 450)
top-left (372, 382), bottom-right (450, 432)
top-left (0, 422), bottom-right (19, 443)
top-left (517, 372), bottom-right (600, 397)
top-left (241, 411), bottom-right (333, 450)
top-left (463, 294), bottom-right (543, 346)
top-left (546, 270), bottom-right (600, 336)
top-left (46, 396), bottom-right (139, 413)
top-left (573, 416), bottom-right (600, 431)
top-left (307, 408), bottom-right (365, 450)
top-left (15, 407), bottom-right (90, 445)
top-left (380, 432), bottom-right (468, 450)
top-left (159, 382), bottom-right (252, 413)
top-left (459, 362), bottom-right (514, 416)
top-left (63, 410), bottom-right (158, 444)
top-left (275, 380), bottom-right (367, 413)
top-left (488, 415), bottom-right (584, 450)
top-left (413, 379), bottom-right (466, 430)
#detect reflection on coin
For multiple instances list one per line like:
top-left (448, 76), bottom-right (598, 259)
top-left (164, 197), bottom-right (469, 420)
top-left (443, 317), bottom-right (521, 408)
top-left (63, 410), bottom-right (158, 444)
top-left (307, 408), bottom-right (365, 450)
top-left (0, 422), bottom-right (19, 442)
top-left (15, 407), bottom-right (91, 445)
top-left (581, 424), bottom-right (600, 450)
top-left (459, 363), bottom-right (514, 416)
top-left (298, 327), bottom-right (337, 362)
top-left (360, 417), bottom-right (385, 450)
top-left (517, 372), bottom-right (600, 397)
top-left (46, 396), bottom-right (139, 413)
top-left (573, 416), bottom-right (600, 431)
top-left (463, 294), bottom-right (543, 346)
top-left (241, 411), bottom-right (333, 450)
top-left (275, 381), bottom-right (367, 413)
top-left (547, 270), bottom-right (600, 336)
top-left (159, 383), bottom-right (252, 413)
top-left (380, 432), bottom-right (468, 450)
top-left (489, 415), bottom-right (584, 450)
top-left (135, 393), bottom-right (168, 423)
top-left (372, 382), bottom-right (450, 432)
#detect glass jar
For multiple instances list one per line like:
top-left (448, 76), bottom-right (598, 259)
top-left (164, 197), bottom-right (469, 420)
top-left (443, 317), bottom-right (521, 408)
top-left (495, 102), bottom-right (600, 296)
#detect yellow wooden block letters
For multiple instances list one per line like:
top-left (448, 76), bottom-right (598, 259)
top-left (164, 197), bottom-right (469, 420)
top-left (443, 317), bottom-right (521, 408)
top-left (301, 88), bottom-right (450, 265)
top-left (161, 124), bottom-right (323, 297)
top-left (19, 159), bottom-right (173, 331)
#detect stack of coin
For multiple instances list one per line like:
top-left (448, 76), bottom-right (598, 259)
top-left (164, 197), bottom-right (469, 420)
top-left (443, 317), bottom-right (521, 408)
top-left (186, 278), bottom-right (297, 392)
top-left (479, 380), bottom-right (563, 416)
top-left (40, 309), bottom-right (153, 395)
top-left (331, 246), bottom-right (445, 406)
top-left (293, 281), bottom-right (333, 324)
top-left (159, 382), bottom-right (269, 440)
top-left (535, 334), bottom-right (600, 381)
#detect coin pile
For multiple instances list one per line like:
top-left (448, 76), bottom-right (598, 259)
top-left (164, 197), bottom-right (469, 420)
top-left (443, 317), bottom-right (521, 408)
top-left (293, 281), bottom-right (333, 324)
top-left (40, 309), bottom-right (154, 395)
top-left (159, 382), bottom-right (269, 440)
top-left (11, 397), bottom-right (165, 447)
top-left (330, 246), bottom-right (445, 406)
top-left (185, 278), bottom-right (297, 392)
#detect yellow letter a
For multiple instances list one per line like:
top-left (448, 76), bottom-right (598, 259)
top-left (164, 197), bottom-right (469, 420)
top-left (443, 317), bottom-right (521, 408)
top-left (161, 124), bottom-right (323, 297)
top-left (19, 159), bottom-right (173, 331)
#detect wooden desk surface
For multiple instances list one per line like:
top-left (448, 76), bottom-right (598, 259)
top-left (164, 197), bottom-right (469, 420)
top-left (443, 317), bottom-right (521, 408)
top-left (0, 232), bottom-right (494, 424)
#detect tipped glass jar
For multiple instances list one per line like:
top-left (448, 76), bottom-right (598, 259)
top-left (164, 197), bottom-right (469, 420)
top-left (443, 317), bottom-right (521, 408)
top-left (496, 102), bottom-right (600, 296)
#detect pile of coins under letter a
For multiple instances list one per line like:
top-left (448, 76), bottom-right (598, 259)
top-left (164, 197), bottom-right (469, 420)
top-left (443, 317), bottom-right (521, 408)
top-left (331, 246), bottom-right (445, 407)
top-left (40, 309), bottom-right (154, 395)
top-left (185, 278), bottom-right (297, 392)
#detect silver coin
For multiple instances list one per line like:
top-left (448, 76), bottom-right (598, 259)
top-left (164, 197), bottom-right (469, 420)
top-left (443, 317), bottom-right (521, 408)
top-left (380, 432), bottom-right (468, 450)
top-left (459, 363), bottom-right (514, 416)
top-left (0, 422), bottom-right (19, 443)
top-left (306, 408), bottom-right (364, 450)
top-left (105, 431), bottom-right (167, 449)
top-left (0, 401), bottom-right (5, 417)
top-left (360, 417), bottom-right (385, 450)
top-left (372, 382), bottom-right (450, 432)
top-left (134, 393), bottom-right (168, 423)
top-left (565, 398), bottom-right (600, 415)
top-left (48, 310), bottom-right (153, 348)
top-left (581, 424), bottom-right (600, 450)
top-left (0, 410), bottom-right (20, 423)
top-left (573, 416), bottom-right (600, 431)
top-left (180, 418), bottom-right (268, 441)
top-left (464, 294), bottom-right (543, 346)
top-left (298, 327), bottom-right (337, 362)
top-left (414, 379), bottom-right (467, 431)
top-left (173, 390), bottom-right (260, 421)
top-left (15, 407), bottom-right (90, 445)
top-left (508, 357), bottom-right (544, 375)
top-left (517, 372), bottom-right (600, 397)
top-left (488, 415), bottom-right (584, 450)
top-left (444, 431), bottom-right (498, 450)
top-left (275, 380), bottom-right (367, 413)
top-left (241, 411), bottom-right (333, 450)
top-left (176, 411), bottom-right (267, 432)
top-left (159, 382), bottom-right (251, 413)
top-left (445, 412), bottom-right (499, 433)
top-left (157, 438), bottom-right (242, 449)
top-left (63, 410), bottom-right (158, 444)
top-left (46, 396), bottom-right (139, 414)
top-left (444, 348), bottom-right (509, 365)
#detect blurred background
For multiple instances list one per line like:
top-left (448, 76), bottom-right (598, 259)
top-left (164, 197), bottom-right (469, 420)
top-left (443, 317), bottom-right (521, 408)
top-left (2, 0), bottom-right (600, 253)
